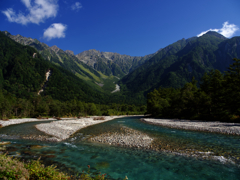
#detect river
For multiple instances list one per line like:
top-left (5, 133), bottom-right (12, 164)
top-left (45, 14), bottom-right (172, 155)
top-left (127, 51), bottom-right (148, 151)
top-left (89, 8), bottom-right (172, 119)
top-left (0, 117), bottom-right (240, 180)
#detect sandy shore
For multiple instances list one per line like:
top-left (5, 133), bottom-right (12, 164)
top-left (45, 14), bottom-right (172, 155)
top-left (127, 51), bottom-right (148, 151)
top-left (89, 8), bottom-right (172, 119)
top-left (35, 116), bottom-right (128, 141)
top-left (141, 118), bottom-right (240, 135)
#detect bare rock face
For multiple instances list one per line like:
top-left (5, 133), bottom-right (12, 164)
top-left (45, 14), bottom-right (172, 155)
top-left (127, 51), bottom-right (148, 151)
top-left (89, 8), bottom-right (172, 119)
top-left (3, 31), bottom-right (11, 36)
top-left (33, 53), bottom-right (37, 58)
top-left (50, 45), bottom-right (60, 53)
top-left (75, 49), bottom-right (157, 77)
top-left (77, 49), bottom-right (100, 57)
top-left (65, 50), bottom-right (74, 56)
top-left (75, 49), bottom-right (101, 66)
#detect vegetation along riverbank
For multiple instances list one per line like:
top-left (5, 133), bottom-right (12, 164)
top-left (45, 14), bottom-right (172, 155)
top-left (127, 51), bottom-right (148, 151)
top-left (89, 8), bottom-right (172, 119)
top-left (147, 58), bottom-right (240, 122)
top-left (0, 152), bottom-right (121, 180)
top-left (1, 27), bottom-right (240, 179)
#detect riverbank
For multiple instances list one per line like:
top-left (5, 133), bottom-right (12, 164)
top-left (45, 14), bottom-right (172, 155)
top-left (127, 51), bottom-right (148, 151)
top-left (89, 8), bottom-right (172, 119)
top-left (35, 116), bottom-right (129, 141)
top-left (141, 118), bottom-right (240, 135)
top-left (0, 118), bottom-right (59, 127)
top-left (88, 124), bottom-right (237, 164)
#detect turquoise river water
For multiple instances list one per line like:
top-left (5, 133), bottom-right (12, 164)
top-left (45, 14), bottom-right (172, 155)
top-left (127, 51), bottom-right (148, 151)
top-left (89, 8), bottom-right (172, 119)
top-left (0, 117), bottom-right (240, 180)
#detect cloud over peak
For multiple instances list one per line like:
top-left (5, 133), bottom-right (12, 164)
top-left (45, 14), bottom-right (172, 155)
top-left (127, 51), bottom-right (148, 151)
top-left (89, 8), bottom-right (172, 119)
top-left (43, 23), bottom-right (67, 40)
top-left (2, 0), bottom-right (58, 25)
top-left (197, 21), bottom-right (239, 38)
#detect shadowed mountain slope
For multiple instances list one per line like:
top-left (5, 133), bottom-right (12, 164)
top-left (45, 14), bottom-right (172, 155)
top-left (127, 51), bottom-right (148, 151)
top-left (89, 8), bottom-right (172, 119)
top-left (119, 32), bottom-right (240, 97)
top-left (0, 31), bottom-right (110, 103)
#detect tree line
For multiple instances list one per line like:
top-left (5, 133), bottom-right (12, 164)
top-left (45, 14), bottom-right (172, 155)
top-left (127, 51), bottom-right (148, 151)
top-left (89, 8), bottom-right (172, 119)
top-left (147, 58), bottom-right (240, 122)
top-left (0, 90), bottom-right (146, 119)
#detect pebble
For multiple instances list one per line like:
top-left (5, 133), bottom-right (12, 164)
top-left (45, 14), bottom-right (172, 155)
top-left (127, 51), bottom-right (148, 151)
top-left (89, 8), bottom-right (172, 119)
top-left (35, 116), bottom-right (129, 141)
top-left (89, 126), bottom-right (153, 149)
top-left (0, 118), bottom-right (59, 127)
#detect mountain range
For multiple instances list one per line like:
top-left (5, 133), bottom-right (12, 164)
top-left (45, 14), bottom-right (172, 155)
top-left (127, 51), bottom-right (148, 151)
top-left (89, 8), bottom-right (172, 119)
top-left (4, 31), bottom-right (158, 94)
top-left (119, 31), bottom-right (240, 97)
top-left (1, 30), bottom-right (240, 104)
top-left (0, 31), bottom-right (106, 103)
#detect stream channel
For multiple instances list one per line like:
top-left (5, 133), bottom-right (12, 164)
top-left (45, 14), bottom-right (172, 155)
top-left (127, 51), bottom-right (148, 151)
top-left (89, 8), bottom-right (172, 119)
top-left (0, 116), bottom-right (240, 180)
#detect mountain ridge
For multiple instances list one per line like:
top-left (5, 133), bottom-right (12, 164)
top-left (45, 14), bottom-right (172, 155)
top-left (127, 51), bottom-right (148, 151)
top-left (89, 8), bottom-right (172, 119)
top-left (3, 30), bottom-right (240, 104)
top-left (119, 31), bottom-right (240, 98)
top-left (3, 31), bottom-right (159, 78)
top-left (3, 31), bottom-right (119, 93)
top-left (3, 30), bottom-right (160, 95)
top-left (0, 31), bottom-right (109, 103)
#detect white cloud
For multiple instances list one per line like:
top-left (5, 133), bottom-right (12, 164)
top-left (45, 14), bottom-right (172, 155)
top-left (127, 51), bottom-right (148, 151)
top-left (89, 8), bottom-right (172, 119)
top-left (22, 0), bottom-right (32, 8)
top-left (71, 2), bottom-right (82, 11)
top-left (197, 21), bottom-right (239, 38)
top-left (43, 23), bottom-right (67, 40)
top-left (2, 0), bottom-right (58, 25)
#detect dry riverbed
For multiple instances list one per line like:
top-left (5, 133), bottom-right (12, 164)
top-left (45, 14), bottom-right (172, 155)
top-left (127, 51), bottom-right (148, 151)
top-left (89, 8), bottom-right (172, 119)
top-left (89, 126), bottom-right (153, 149)
top-left (141, 118), bottom-right (240, 135)
top-left (1, 116), bottom-right (240, 164)
top-left (0, 118), bottom-right (59, 127)
top-left (35, 116), bottom-right (127, 141)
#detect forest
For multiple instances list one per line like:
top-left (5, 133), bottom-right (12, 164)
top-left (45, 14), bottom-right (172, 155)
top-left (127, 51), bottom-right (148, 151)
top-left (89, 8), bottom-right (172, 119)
top-left (1, 30), bottom-right (240, 121)
top-left (0, 91), bottom-right (146, 119)
top-left (147, 58), bottom-right (240, 122)
top-left (0, 31), bottom-right (148, 119)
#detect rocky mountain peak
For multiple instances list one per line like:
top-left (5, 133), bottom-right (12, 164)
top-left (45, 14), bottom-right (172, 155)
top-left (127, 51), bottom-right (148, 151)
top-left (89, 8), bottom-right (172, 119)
top-left (76, 49), bottom-right (101, 57)
top-left (3, 31), bottom-right (11, 36)
top-left (50, 45), bottom-right (60, 53)
top-left (65, 50), bottom-right (74, 55)
top-left (15, 34), bottom-right (24, 38)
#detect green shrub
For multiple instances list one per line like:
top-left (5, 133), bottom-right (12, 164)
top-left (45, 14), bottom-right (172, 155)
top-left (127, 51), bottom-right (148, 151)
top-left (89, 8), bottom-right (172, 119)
top-left (0, 153), bottom-right (29, 180)
top-left (0, 154), bottom-right (126, 180)
top-left (25, 158), bottom-right (69, 180)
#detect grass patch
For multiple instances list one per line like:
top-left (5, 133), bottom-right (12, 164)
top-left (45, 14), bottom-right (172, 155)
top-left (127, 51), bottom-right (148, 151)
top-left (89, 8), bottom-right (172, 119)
top-left (0, 154), bottom-right (69, 180)
top-left (75, 63), bottom-right (101, 82)
top-left (0, 153), bottom-right (29, 179)
top-left (51, 62), bottom-right (61, 67)
top-left (75, 72), bottom-right (119, 94)
top-left (0, 153), bottom-right (127, 180)
top-left (75, 72), bottom-right (91, 81)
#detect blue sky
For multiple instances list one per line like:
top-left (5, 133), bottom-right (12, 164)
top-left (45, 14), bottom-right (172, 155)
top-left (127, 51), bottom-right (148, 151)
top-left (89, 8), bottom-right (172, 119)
top-left (1, 0), bottom-right (240, 56)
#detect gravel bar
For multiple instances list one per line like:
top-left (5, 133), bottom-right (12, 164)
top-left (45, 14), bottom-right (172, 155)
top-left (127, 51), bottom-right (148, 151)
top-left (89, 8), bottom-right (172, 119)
top-left (90, 126), bottom-right (153, 149)
top-left (35, 116), bottom-right (128, 141)
top-left (0, 118), bottom-right (60, 127)
top-left (141, 118), bottom-right (240, 135)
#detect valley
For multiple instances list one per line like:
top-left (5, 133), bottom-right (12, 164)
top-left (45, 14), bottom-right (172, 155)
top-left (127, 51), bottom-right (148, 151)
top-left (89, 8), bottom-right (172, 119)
top-left (0, 29), bottom-right (240, 180)
top-left (4, 30), bottom-right (240, 104)
top-left (1, 0), bottom-right (240, 179)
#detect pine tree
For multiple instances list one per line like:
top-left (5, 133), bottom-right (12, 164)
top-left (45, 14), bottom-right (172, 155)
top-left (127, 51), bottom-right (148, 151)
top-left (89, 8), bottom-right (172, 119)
top-left (224, 58), bottom-right (240, 117)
